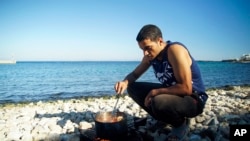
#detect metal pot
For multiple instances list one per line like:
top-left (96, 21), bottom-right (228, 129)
top-left (94, 111), bottom-right (127, 140)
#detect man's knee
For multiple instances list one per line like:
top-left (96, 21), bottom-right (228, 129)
top-left (127, 82), bottom-right (135, 97)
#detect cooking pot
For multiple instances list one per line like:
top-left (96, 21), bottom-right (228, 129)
top-left (94, 111), bottom-right (127, 140)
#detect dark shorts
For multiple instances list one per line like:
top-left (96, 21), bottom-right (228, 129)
top-left (127, 82), bottom-right (208, 126)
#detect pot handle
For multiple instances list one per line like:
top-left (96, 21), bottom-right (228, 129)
top-left (91, 113), bottom-right (96, 120)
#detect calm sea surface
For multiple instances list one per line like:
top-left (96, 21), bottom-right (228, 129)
top-left (0, 61), bottom-right (250, 103)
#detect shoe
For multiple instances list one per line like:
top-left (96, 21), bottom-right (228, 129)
top-left (146, 118), bottom-right (168, 132)
top-left (134, 117), bottom-right (147, 128)
top-left (166, 118), bottom-right (189, 141)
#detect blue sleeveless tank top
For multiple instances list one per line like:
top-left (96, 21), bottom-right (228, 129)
top-left (150, 41), bottom-right (206, 94)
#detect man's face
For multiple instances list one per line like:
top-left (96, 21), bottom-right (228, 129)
top-left (138, 38), bottom-right (163, 60)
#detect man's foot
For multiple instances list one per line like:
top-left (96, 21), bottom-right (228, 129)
top-left (166, 118), bottom-right (189, 141)
top-left (146, 118), bottom-right (168, 132)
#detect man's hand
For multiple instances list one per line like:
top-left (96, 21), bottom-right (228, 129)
top-left (114, 81), bottom-right (128, 94)
top-left (144, 89), bottom-right (158, 107)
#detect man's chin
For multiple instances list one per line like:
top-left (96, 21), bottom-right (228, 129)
top-left (147, 56), bottom-right (154, 60)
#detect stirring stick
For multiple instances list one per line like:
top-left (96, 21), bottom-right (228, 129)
top-left (112, 95), bottom-right (120, 117)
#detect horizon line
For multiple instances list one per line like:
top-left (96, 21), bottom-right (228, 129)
top-left (14, 60), bottom-right (221, 62)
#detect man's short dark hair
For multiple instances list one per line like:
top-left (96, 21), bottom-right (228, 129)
top-left (136, 24), bottom-right (162, 42)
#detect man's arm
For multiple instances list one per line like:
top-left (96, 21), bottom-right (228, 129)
top-left (124, 56), bottom-right (151, 84)
top-left (115, 56), bottom-right (151, 94)
top-left (149, 44), bottom-right (193, 97)
top-left (144, 44), bottom-right (193, 107)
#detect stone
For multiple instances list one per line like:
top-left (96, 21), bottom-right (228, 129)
top-left (79, 121), bottom-right (92, 130)
top-left (1, 86), bottom-right (250, 141)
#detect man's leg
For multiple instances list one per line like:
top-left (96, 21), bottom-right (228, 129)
top-left (127, 82), bottom-right (164, 117)
top-left (151, 94), bottom-right (198, 127)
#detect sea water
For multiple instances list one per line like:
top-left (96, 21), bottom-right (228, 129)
top-left (0, 61), bottom-right (249, 103)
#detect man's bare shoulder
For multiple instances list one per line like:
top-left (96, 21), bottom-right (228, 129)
top-left (168, 43), bottom-right (186, 52)
top-left (167, 43), bottom-right (192, 65)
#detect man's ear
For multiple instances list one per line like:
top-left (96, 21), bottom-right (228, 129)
top-left (157, 37), bottom-right (164, 45)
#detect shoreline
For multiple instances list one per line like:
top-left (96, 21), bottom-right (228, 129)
top-left (1, 84), bottom-right (250, 106)
top-left (0, 85), bottom-right (249, 141)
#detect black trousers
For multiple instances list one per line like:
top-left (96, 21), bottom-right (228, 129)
top-left (127, 82), bottom-right (205, 127)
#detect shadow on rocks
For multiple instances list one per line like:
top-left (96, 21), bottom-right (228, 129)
top-left (34, 110), bottom-right (97, 141)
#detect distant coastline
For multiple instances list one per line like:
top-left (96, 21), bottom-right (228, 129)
top-left (0, 60), bottom-right (16, 64)
top-left (221, 53), bottom-right (250, 63)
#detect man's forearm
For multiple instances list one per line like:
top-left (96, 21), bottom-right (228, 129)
top-left (155, 83), bottom-right (192, 96)
top-left (123, 72), bottom-right (138, 85)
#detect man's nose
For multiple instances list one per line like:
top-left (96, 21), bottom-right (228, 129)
top-left (144, 50), bottom-right (149, 56)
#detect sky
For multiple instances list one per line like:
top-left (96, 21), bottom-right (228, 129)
top-left (0, 0), bottom-right (249, 61)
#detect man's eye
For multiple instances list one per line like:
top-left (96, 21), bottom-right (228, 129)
top-left (145, 46), bottom-right (151, 50)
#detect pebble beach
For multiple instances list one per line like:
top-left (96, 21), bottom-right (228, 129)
top-left (0, 85), bottom-right (250, 141)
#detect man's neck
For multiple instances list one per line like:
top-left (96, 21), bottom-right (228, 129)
top-left (156, 42), bottom-right (167, 60)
